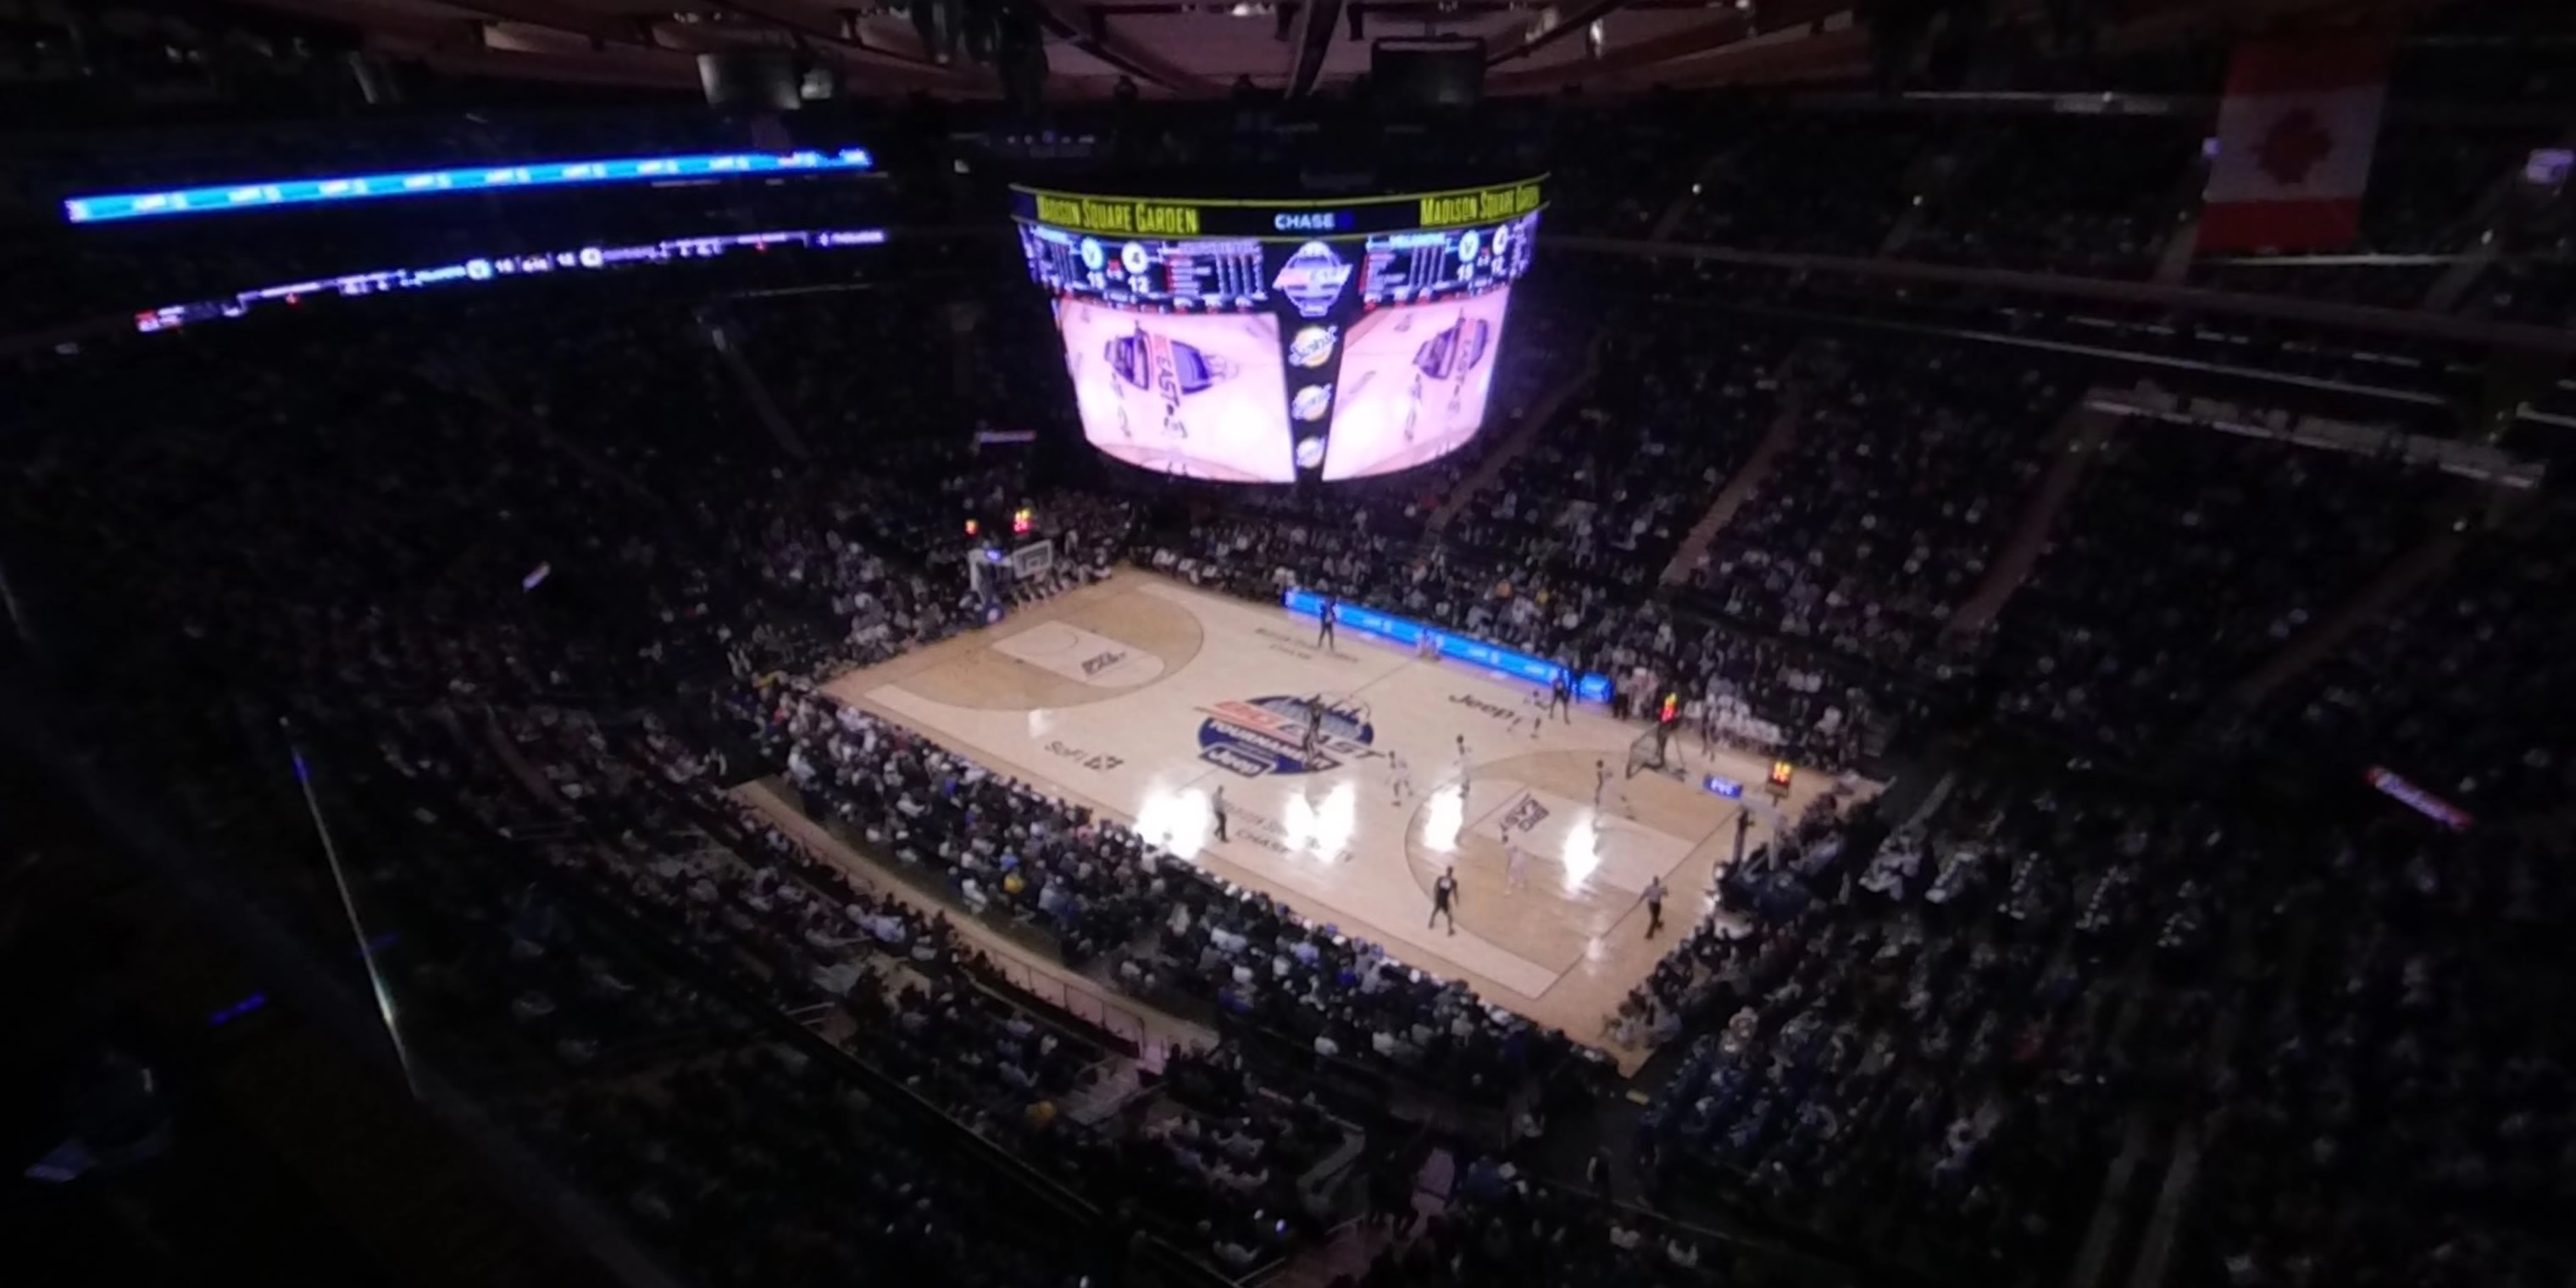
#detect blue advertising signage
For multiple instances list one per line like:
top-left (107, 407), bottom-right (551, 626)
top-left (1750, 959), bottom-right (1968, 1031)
top-left (1282, 589), bottom-right (1611, 703)
top-left (64, 148), bottom-right (874, 225)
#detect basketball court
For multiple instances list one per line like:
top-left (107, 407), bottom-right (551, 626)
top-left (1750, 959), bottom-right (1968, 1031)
top-left (821, 569), bottom-right (1874, 1050)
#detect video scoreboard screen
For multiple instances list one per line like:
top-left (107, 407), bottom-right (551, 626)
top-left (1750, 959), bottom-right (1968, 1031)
top-left (1012, 180), bottom-right (1544, 483)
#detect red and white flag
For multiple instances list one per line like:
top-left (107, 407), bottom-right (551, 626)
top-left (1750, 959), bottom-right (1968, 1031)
top-left (2198, 35), bottom-right (2394, 253)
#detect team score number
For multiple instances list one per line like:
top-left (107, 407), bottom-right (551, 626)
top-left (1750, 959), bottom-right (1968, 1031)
top-left (1046, 741), bottom-right (1124, 773)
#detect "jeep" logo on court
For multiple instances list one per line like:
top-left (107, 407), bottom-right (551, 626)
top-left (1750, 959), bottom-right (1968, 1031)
top-left (1079, 649), bottom-right (1128, 677)
top-left (1448, 693), bottom-right (1520, 724)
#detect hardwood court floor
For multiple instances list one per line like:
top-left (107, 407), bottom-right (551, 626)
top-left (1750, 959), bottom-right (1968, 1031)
top-left (823, 570), bottom-right (1874, 1060)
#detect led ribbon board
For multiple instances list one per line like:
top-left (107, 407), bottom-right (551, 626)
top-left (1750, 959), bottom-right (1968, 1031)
top-left (132, 228), bottom-right (887, 333)
top-left (1008, 180), bottom-right (1545, 240)
top-left (1283, 590), bottom-right (1611, 702)
top-left (64, 148), bottom-right (875, 225)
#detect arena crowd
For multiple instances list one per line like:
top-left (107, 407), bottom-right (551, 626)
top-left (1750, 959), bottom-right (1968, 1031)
top-left (7, 40), bottom-right (2575, 1288)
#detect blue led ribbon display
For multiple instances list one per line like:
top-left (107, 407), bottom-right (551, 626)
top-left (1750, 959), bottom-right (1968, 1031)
top-left (1281, 589), bottom-right (1613, 703)
top-left (64, 148), bottom-right (874, 225)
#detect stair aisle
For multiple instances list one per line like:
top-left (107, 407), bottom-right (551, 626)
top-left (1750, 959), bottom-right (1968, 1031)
top-left (1657, 363), bottom-right (1812, 587)
top-left (1946, 397), bottom-right (2120, 636)
top-left (1426, 335), bottom-right (1603, 535)
top-left (2219, 523), bottom-right (2473, 710)
top-left (700, 312), bottom-right (812, 460)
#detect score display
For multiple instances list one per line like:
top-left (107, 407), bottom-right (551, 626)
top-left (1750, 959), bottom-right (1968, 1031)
top-left (1360, 217), bottom-right (1535, 306)
top-left (1013, 180), bottom-right (1544, 483)
top-left (1018, 225), bottom-right (1269, 310)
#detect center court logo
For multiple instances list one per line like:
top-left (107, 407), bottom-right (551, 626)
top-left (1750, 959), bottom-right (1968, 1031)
top-left (1196, 695), bottom-right (1375, 777)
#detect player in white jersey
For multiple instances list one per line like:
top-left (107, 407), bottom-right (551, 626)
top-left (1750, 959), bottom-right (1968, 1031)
top-left (1504, 842), bottom-right (1531, 892)
top-left (1454, 735), bottom-right (1472, 803)
top-left (1387, 751), bottom-right (1413, 805)
top-left (1595, 758), bottom-right (1633, 816)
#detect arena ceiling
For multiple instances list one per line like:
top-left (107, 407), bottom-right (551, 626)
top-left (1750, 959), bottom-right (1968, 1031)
top-left (217, 0), bottom-right (2385, 100)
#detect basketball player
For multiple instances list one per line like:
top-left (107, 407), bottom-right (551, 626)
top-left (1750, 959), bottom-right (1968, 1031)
top-left (1505, 842), bottom-right (1531, 893)
top-left (1387, 750), bottom-right (1413, 805)
top-left (1596, 758), bottom-right (1633, 816)
top-left (1454, 735), bottom-right (1472, 803)
top-left (1315, 594), bottom-right (1338, 650)
top-left (1302, 696), bottom-right (1325, 763)
top-left (1642, 874), bottom-right (1668, 938)
top-left (1212, 785), bottom-right (1230, 842)
top-left (1549, 669), bottom-right (1574, 722)
top-left (1429, 866), bottom-right (1460, 934)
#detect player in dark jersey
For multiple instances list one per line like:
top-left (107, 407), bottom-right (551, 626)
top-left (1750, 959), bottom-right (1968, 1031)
top-left (1429, 866), bottom-right (1460, 934)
